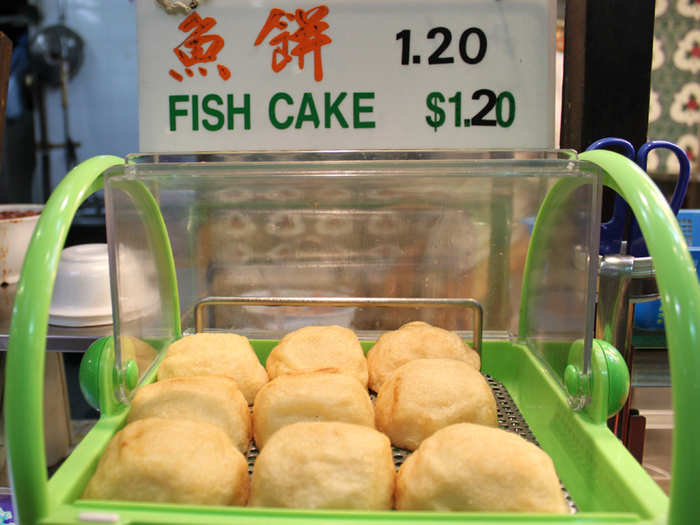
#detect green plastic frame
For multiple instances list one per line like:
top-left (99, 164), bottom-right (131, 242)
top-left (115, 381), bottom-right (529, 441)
top-left (580, 150), bottom-right (700, 525)
top-left (20, 339), bottom-right (669, 525)
top-left (4, 156), bottom-right (181, 524)
top-left (5, 156), bottom-right (121, 524)
top-left (4, 152), bottom-right (699, 525)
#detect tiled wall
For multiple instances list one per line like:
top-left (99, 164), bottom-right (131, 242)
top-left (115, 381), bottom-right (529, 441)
top-left (647, 0), bottom-right (700, 176)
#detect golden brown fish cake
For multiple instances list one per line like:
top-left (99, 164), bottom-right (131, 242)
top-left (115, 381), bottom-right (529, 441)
top-left (157, 333), bottom-right (268, 404)
top-left (252, 369), bottom-right (374, 449)
top-left (395, 423), bottom-right (569, 513)
top-left (128, 375), bottom-right (251, 453)
top-left (265, 325), bottom-right (368, 387)
top-left (375, 358), bottom-right (497, 450)
top-left (249, 422), bottom-right (394, 510)
top-left (83, 418), bottom-right (250, 506)
top-left (367, 321), bottom-right (480, 392)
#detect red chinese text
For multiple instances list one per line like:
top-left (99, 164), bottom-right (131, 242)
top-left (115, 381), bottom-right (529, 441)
top-left (169, 12), bottom-right (230, 82)
top-left (254, 5), bottom-right (331, 82)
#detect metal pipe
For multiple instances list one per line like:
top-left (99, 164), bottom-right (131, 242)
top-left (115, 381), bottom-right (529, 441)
top-left (194, 296), bottom-right (483, 354)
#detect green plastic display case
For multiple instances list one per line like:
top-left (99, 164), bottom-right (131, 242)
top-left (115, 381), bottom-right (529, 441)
top-left (5, 150), bottom-right (699, 525)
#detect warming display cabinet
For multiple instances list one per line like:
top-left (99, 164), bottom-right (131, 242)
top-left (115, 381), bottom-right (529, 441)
top-left (5, 149), bottom-right (699, 524)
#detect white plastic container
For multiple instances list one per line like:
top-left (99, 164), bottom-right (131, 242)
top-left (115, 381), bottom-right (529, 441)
top-left (0, 204), bottom-right (44, 285)
top-left (49, 244), bottom-right (112, 327)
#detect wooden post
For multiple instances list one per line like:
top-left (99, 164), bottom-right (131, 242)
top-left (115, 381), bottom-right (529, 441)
top-left (0, 32), bottom-right (13, 156)
top-left (560, 0), bottom-right (656, 152)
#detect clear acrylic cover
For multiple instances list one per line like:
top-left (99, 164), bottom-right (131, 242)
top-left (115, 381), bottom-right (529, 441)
top-left (103, 150), bottom-right (601, 407)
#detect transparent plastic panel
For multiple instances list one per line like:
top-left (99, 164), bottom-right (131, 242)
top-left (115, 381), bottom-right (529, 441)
top-left (104, 171), bottom-right (182, 396)
top-left (104, 150), bottom-right (600, 405)
top-left (518, 173), bottom-right (602, 407)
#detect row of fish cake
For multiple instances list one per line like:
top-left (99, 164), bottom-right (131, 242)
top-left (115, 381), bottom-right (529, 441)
top-left (83, 323), bottom-right (567, 513)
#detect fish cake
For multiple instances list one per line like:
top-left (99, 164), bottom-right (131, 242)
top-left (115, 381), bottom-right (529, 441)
top-left (367, 321), bottom-right (480, 391)
top-left (83, 418), bottom-right (250, 506)
top-left (157, 333), bottom-right (268, 404)
top-left (265, 325), bottom-right (368, 387)
top-left (375, 358), bottom-right (497, 450)
top-left (395, 423), bottom-right (569, 513)
top-left (252, 369), bottom-right (374, 449)
top-left (128, 375), bottom-right (251, 453)
top-left (249, 422), bottom-right (394, 510)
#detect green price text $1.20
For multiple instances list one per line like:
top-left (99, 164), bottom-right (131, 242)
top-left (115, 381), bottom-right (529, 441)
top-left (426, 90), bottom-right (515, 131)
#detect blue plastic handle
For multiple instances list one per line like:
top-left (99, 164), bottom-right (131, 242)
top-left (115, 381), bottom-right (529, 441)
top-left (587, 137), bottom-right (636, 160)
top-left (630, 141), bottom-right (691, 256)
top-left (586, 138), bottom-right (635, 255)
top-left (586, 137), bottom-right (691, 256)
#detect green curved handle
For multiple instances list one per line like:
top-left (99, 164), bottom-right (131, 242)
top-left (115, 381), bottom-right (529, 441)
top-left (5, 157), bottom-right (183, 524)
top-left (4, 156), bottom-right (122, 524)
top-left (580, 150), bottom-right (700, 525)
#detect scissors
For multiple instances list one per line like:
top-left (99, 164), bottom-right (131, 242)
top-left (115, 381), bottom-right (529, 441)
top-left (586, 137), bottom-right (691, 257)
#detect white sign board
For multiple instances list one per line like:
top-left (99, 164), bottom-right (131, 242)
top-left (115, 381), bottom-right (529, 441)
top-left (137, 0), bottom-right (555, 152)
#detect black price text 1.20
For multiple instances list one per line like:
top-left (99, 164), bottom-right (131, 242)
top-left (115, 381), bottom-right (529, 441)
top-left (396, 27), bottom-right (487, 65)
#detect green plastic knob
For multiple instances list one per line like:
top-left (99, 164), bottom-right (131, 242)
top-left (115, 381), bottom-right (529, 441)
top-left (567, 338), bottom-right (630, 423)
top-left (595, 339), bottom-right (631, 417)
top-left (124, 360), bottom-right (140, 390)
top-left (79, 337), bottom-right (113, 411)
top-left (564, 364), bottom-right (580, 397)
